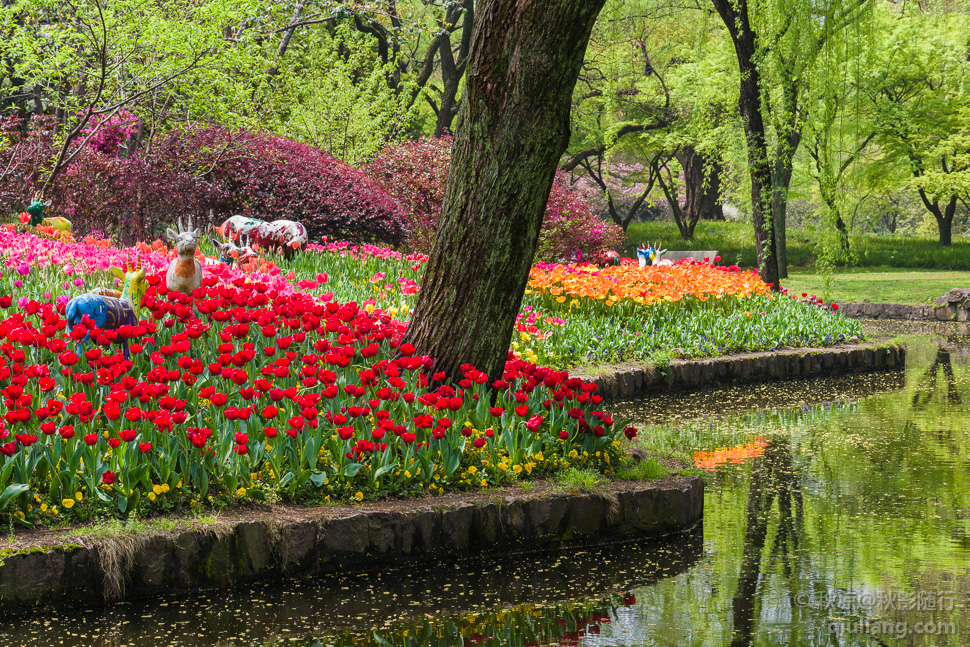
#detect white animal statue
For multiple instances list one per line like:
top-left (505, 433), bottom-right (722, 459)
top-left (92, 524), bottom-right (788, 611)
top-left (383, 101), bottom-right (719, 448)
top-left (166, 216), bottom-right (203, 294)
top-left (217, 215), bottom-right (308, 259)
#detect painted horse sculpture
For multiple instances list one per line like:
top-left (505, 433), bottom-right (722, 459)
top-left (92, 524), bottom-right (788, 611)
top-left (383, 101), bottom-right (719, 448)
top-left (65, 258), bottom-right (147, 361)
top-left (217, 215), bottom-right (307, 259)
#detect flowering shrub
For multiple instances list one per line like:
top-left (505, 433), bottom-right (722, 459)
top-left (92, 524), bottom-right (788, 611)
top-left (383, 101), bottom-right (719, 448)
top-left (538, 173), bottom-right (627, 261)
top-left (366, 137), bottom-right (625, 258)
top-left (0, 114), bottom-right (215, 244)
top-left (365, 136), bottom-right (451, 252)
top-left (154, 126), bottom-right (408, 246)
top-left (81, 110), bottom-right (140, 156)
top-left (0, 230), bottom-right (632, 526)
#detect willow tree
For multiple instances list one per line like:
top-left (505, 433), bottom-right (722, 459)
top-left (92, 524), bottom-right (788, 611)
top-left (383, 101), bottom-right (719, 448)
top-left (711, 0), bottom-right (871, 280)
top-left (400, 0), bottom-right (606, 383)
top-left (711, 0), bottom-right (780, 290)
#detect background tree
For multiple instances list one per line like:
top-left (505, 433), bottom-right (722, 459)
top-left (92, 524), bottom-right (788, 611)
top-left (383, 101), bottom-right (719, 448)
top-left (562, 0), bottom-right (734, 236)
top-left (710, 0), bottom-right (780, 288)
top-left (868, 9), bottom-right (970, 246)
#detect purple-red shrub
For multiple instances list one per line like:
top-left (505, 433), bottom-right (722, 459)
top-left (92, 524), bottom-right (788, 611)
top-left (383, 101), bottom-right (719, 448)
top-left (0, 114), bottom-right (211, 244)
top-left (0, 115), bottom-right (57, 213)
top-left (53, 153), bottom-right (215, 245)
top-left (367, 136), bottom-right (625, 259)
top-left (539, 173), bottom-right (627, 261)
top-left (365, 135), bottom-right (451, 251)
top-left (154, 127), bottom-right (407, 246)
top-left (81, 110), bottom-right (140, 156)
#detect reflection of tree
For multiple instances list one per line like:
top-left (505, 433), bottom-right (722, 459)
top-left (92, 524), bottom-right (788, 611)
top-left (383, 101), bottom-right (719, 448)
top-left (730, 438), bottom-right (803, 646)
top-left (912, 345), bottom-right (961, 410)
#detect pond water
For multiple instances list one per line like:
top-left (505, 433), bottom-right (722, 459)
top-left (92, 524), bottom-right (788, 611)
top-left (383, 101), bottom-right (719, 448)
top-left (1, 321), bottom-right (968, 646)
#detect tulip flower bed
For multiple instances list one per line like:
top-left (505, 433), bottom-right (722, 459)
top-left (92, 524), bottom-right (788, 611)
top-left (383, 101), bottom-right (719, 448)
top-left (0, 230), bottom-right (631, 528)
top-left (517, 260), bottom-right (863, 367)
top-left (270, 246), bottom-right (862, 367)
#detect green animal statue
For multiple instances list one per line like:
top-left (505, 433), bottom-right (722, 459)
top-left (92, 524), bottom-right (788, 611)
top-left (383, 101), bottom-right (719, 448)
top-left (26, 193), bottom-right (72, 232)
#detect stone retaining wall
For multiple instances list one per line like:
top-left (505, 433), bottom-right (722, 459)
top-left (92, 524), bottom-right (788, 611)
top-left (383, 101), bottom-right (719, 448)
top-left (0, 478), bottom-right (702, 610)
top-left (836, 302), bottom-right (970, 322)
top-left (576, 342), bottom-right (905, 400)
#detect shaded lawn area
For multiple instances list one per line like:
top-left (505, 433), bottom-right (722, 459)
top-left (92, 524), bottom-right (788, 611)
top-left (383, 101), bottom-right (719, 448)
top-left (623, 220), bottom-right (970, 271)
top-left (782, 267), bottom-right (970, 305)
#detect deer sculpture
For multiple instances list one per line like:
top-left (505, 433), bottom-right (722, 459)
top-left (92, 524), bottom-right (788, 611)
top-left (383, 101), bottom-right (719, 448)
top-left (65, 257), bottom-right (147, 361)
top-left (217, 215), bottom-right (308, 259)
top-left (646, 242), bottom-right (667, 266)
top-left (211, 232), bottom-right (256, 267)
top-left (25, 193), bottom-right (72, 233)
top-left (166, 216), bottom-right (203, 294)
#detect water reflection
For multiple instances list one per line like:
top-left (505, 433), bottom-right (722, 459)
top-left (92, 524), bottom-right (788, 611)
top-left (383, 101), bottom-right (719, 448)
top-left (618, 326), bottom-right (970, 645)
top-left (0, 530), bottom-right (701, 646)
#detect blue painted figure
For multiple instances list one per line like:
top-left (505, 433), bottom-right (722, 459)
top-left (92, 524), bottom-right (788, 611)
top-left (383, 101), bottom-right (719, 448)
top-left (637, 242), bottom-right (651, 268)
top-left (65, 258), bottom-right (147, 361)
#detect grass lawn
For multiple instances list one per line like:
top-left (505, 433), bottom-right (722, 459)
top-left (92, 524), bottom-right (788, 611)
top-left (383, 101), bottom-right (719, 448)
top-left (623, 220), bottom-right (970, 271)
top-left (783, 267), bottom-right (970, 305)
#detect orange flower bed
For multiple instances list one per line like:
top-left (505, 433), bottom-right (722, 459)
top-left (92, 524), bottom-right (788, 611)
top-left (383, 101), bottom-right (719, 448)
top-left (693, 439), bottom-right (768, 471)
top-left (527, 261), bottom-right (772, 306)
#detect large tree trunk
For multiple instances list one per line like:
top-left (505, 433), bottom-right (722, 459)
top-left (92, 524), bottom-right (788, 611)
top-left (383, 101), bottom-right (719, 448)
top-left (712, 0), bottom-right (780, 290)
top-left (401, 0), bottom-right (606, 383)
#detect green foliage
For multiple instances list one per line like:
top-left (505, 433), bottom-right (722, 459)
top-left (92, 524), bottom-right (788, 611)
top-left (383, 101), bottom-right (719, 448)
top-left (615, 457), bottom-right (669, 481)
top-left (262, 23), bottom-right (424, 165)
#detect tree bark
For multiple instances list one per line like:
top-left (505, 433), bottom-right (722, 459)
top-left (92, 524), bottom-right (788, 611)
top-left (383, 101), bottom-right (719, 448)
top-left (771, 131), bottom-right (800, 279)
top-left (712, 0), bottom-right (780, 290)
top-left (679, 146), bottom-right (722, 224)
top-left (916, 187), bottom-right (956, 247)
top-left (401, 0), bottom-right (606, 383)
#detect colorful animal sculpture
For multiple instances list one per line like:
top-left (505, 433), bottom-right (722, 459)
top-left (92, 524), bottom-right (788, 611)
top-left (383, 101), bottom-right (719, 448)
top-left (211, 232), bottom-right (256, 267)
top-left (217, 215), bottom-right (308, 259)
top-left (65, 258), bottom-right (147, 361)
top-left (25, 195), bottom-right (72, 232)
top-left (594, 250), bottom-right (622, 268)
top-left (647, 242), bottom-right (667, 266)
top-left (166, 216), bottom-right (203, 294)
